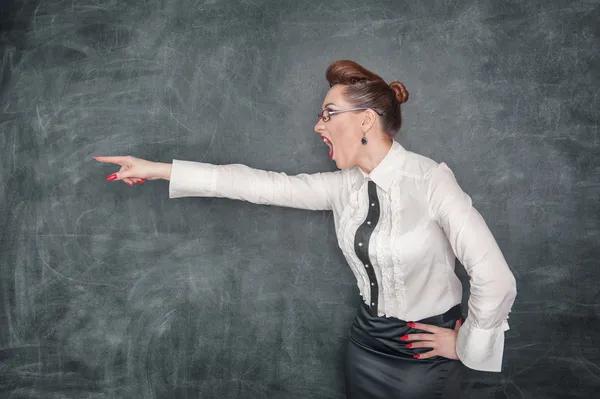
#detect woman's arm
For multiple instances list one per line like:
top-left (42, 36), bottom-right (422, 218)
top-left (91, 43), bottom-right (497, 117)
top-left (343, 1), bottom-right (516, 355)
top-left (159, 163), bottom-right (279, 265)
top-left (168, 160), bottom-right (342, 211)
top-left (427, 162), bottom-right (517, 372)
top-left (93, 156), bottom-right (341, 211)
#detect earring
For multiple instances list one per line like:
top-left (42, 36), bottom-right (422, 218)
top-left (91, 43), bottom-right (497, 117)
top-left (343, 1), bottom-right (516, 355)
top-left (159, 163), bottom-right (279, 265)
top-left (361, 135), bottom-right (368, 145)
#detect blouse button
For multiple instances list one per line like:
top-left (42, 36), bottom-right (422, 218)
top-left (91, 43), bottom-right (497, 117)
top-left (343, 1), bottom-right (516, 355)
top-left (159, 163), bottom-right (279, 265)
top-left (365, 264), bottom-right (369, 268)
top-left (371, 302), bottom-right (375, 306)
top-left (358, 242), bottom-right (363, 247)
top-left (371, 282), bottom-right (375, 286)
top-left (367, 221), bottom-right (371, 225)
top-left (371, 203), bottom-right (375, 206)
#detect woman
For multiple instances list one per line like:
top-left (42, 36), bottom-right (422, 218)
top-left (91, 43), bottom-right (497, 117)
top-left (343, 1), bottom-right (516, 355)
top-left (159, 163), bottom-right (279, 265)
top-left (94, 60), bottom-right (517, 398)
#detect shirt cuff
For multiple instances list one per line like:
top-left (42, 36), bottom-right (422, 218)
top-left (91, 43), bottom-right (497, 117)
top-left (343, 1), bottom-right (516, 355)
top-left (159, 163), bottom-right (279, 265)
top-left (455, 318), bottom-right (510, 372)
top-left (168, 159), bottom-right (218, 198)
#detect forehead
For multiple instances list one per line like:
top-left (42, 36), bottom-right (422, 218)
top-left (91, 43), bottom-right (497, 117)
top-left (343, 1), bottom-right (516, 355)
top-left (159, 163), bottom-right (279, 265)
top-left (321, 84), bottom-right (349, 108)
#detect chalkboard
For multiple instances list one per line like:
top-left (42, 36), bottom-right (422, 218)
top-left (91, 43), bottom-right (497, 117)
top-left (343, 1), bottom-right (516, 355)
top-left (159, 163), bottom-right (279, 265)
top-left (1, 0), bottom-right (598, 398)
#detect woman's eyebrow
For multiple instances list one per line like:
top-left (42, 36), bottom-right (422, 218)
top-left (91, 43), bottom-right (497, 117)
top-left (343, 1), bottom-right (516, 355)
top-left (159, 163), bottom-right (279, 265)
top-left (323, 102), bottom-right (337, 109)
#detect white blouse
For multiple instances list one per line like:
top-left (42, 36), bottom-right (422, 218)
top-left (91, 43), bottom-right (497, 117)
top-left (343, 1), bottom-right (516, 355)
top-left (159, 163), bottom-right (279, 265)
top-left (168, 140), bottom-right (517, 372)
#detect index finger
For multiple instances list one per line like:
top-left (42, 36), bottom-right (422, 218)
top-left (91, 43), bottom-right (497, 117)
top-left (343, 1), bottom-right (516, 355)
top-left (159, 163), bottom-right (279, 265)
top-left (93, 156), bottom-right (130, 165)
top-left (407, 322), bottom-right (440, 333)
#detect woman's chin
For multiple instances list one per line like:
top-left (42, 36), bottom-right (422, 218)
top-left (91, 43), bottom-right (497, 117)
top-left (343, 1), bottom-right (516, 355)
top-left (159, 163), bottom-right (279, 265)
top-left (334, 157), bottom-right (357, 170)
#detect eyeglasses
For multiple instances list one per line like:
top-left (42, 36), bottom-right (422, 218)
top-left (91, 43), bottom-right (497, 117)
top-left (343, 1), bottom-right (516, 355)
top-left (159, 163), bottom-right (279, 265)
top-left (317, 107), bottom-right (384, 122)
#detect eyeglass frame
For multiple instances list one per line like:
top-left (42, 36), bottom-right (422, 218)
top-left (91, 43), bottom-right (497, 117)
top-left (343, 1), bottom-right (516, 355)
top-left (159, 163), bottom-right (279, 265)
top-left (317, 107), bottom-right (384, 122)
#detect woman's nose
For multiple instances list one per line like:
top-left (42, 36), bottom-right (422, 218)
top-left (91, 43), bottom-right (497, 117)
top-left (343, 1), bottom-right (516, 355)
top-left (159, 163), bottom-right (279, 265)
top-left (314, 120), bottom-right (325, 133)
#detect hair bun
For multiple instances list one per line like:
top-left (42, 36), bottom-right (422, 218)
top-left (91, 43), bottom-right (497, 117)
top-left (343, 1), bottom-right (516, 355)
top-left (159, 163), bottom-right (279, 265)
top-left (389, 81), bottom-right (408, 104)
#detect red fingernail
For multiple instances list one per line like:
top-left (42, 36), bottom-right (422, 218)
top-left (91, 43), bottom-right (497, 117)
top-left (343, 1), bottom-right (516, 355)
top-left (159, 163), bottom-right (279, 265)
top-left (413, 354), bottom-right (420, 358)
top-left (106, 174), bottom-right (117, 181)
top-left (136, 180), bottom-right (144, 184)
top-left (406, 343), bottom-right (412, 348)
top-left (127, 182), bottom-right (133, 186)
top-left (407, 322), bottom-right (416, 328)
top-left (399, 335), bottom-right (409, 340)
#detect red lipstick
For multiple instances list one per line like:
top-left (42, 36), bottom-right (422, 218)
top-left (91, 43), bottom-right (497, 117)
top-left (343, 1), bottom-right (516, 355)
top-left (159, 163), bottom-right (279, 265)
top-left (321, 135), bottom-right (333, 159)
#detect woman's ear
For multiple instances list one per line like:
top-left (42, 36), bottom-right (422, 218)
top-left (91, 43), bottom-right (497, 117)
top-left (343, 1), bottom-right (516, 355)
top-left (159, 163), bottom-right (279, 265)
top-left (361, 109), bottom-right (377, 132)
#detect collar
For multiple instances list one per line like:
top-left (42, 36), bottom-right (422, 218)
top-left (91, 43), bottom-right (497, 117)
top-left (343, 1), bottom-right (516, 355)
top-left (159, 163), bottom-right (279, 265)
top-left (353, 140), bottom-right (407, 193)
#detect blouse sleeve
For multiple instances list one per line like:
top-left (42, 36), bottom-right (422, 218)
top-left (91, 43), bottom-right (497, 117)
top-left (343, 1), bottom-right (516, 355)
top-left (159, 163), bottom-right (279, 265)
top-left (168, 160), bottom-right (342, 211)
top-left (427, 162), bottom-right (517, 372)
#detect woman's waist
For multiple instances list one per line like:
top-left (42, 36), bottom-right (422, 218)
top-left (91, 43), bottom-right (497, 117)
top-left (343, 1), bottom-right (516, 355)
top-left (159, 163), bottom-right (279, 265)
top-left (357, 279), bottom-right (463, 322)
top-left (349, 300), bottom-right (462, 359)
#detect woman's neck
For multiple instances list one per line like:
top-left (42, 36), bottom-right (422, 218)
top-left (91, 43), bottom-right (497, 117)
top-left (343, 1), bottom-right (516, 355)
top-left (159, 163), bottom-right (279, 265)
top-left (357, 138), bottom-right (393, 174)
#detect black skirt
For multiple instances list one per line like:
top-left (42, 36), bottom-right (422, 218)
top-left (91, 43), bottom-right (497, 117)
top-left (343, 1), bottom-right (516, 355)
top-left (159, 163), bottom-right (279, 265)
top-left (345, 301), bottom-right (465, 399)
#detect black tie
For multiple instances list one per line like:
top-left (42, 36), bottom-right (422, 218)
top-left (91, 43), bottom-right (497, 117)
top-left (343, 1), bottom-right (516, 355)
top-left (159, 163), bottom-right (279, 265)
top-left (353, 180), bottom-right (381, 316)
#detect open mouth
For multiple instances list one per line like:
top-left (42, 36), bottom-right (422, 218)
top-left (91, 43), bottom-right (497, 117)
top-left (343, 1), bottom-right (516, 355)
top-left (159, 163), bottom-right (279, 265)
top-left (321, 136), bottom-right (334, 159)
